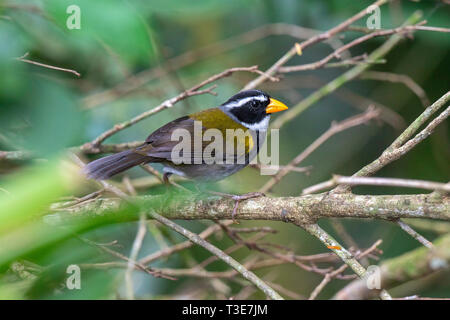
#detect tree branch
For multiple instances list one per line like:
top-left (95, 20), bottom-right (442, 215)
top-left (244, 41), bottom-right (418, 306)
top-left (260, 107), bottom-right (380, 193)
top-left (303, 175), bottom-right (450, 195)
top-left (270, 11), bottom-right (423, 130)
top-left (81, 66), bottom-right (273, 150)
top-left (46, 192), bottom-right (450, 225)
top-left (334, 92), bottom-right (450, 190)
top-left (243, 0), bottom-right (390, 90)
top-left (302, 224), bottom-right (391, 300)
top-left (15, 52), bottom-right (81, 77)
top-left (278, 21), bottom-right (436, 73)
top-left (334, 233), bottom-right (450, 300)
top-left (149, 211), bottom-right (284, 300)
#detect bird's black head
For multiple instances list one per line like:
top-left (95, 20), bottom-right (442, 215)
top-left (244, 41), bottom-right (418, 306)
top-left (220, 90), bottom-right (288, 130)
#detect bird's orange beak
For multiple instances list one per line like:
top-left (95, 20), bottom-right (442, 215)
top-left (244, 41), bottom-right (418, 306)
top-left (266, 98), bottom-right (288, 114)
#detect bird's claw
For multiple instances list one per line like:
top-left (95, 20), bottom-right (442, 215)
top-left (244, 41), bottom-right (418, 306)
top-left (230, 192), bottom-right (265, 222)
top-left (205, 191), bottom-right (265, 222)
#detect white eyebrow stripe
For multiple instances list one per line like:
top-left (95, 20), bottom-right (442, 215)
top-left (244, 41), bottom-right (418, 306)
top-left (223, 95), bottom-right (267, 109)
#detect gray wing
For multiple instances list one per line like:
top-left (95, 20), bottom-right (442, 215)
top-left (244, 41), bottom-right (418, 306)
top-left (137, 116), bottom-right (206, 162)
top-left (137, 115), bottom-right (253, 164)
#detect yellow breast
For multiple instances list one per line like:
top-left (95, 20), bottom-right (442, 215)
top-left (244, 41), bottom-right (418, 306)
top-left (189, 108), bottom-right (254, 153)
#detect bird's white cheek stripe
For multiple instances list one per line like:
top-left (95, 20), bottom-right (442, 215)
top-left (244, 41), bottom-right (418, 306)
top-left (223, 95), bottom-right (267, 109)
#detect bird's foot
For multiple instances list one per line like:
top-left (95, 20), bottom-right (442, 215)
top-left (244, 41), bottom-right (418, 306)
top-left (163, 172), bottom-right (172, 186)
top-left (207, 191), bottom-right (265, 223)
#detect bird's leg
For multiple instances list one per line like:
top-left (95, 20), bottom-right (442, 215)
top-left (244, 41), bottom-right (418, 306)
top-left (162, 172), bottom-right (174, 199)
top-left (207, 191), bottom-right (265, 222)
top-left (163, 172), bottom-right (172, 185)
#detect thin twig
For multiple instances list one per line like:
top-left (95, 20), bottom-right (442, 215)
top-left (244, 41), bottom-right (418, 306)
top-left (260, 107), bottom-right (380, 193)
top-left (333, 233), bottom-right (450, 300)
top-left (82, 66), bottom-right (271, 149)
top-left (149, 211), bottom-right (284, 300)
top-left (333, 92), bottom-right (450, 191)
top-left (79, 141), bottom-right (145, 155)
top-left (270, 11), bottom-right (424, 130)
top-left (301, 224), bottom-right (392, 300)
top-left (303, 175), bottom-right (450, 195)
top-left (83, 23), bottom-right (348, 109)
top-left (125, 213), bottom-right (147, 299)
top-left (15, 52), bottom-right (81, 77)
top-left (308, 239), bottom-right (382, 300)
top-left (140, 164), bottom-right (164, 183)
top-left (403, 219), bottom-right (450, 235)
top-left (279, 21), bottom-right (449, 74)
top-left (243, 0), bottom-right (390, 90)
top-left (263, 74), bottom-right (406, 129)
top-left (0, 150), bottom-right (31, 161)
top-left (359, 71), bottom-right (430, 107)
top-left (139, 222), bottom-right (232, 265)
top-left (396, 220), bottom-right (434, 249)
top-left (323, 54), bottom-right (386, 68)
top-left (195, 232), bottom-right (270, 269)
top-left (78, 236), bottom-right (172, 280)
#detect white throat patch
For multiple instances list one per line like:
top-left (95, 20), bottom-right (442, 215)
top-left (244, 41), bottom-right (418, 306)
top-left (241, 116), bottom-right (270, 131)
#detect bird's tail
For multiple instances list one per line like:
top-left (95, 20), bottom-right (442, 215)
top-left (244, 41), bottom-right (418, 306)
top-left (84, 150), bottom-right (150, 180)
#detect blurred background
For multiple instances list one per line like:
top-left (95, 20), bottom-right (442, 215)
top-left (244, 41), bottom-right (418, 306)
top-left (0, 0), bottom-right (449, 299)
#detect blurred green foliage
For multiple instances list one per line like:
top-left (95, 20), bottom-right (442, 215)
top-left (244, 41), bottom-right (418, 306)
top-left (0, 0), bottom-right (449, 299)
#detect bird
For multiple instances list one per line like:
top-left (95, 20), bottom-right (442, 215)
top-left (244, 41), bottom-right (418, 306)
top-left (85, 90), bottom-right (288, 184)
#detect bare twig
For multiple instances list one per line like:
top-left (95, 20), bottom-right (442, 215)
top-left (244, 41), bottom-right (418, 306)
top-left (149, 211), bottom-right (284, 300)
top-left (140, 164), bottom-right (164, 183)
top-left (403, 220), bottom-right (450, 235)
top-left (85, 85), bottom-right (217, 148)
top-left (262, 74), bottom-right (406, 129)
top-left (81, 66), bottom-right (272, 149)
top-left (271, 11), bottom-right (424, 130)
top-left (323, 54), bottom-right (386, 69)
top-left (139, 222), bottom-right (232, 265)
top-left (396, 220), bottom-right (434, 249)
top-left (250, 163), bottom-right (312, 174)
top-left (260, 107), bottom-right (380, 193)
top-left (79, 141), bottom-right (145, 155)
top-left (70, 153), bottom-right (130, 200)
top-left (319, 93), bottom-right (449, 248)
top-left (78, 236), bottom-right (172, 280)
top-left (333, 92), bottom-right (450, 191)
top-left (15, 52), bottom-right (81, 77)
top-left (265, 281), bottom-right (305, 300)
top-left (243, 0), bottom-right (390, 90)
top-left (195, 231), bottom-right (270, 269)
top-left (303, 175), bottom-right (450, 195)
top-left (125, 213), bottom-right (147, 299)
top-left (302, 181), bottom-right (336, 195)
top-left (218, 223), bottom-right (335, 275)
top-left (309, 240), bottom-right (382, 300)
top-left (279, 22), bottom-right (431, 73)
top-left (0, 150), bottom-right (31, 161)
top-left (50, 189), bottom-right (104, 211)
top-left (393, 296), bottom-right (450, 300)
top-left (359, 71), bottom-right (430, 107)
top-left (83, 23), bottom-right (348, 109)
top-left (334, 233), bottom-right (450, 300)
top-left (412, 25), bottom-right (450, 33)
top-left (301, 224), bottom-right (392, 300)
